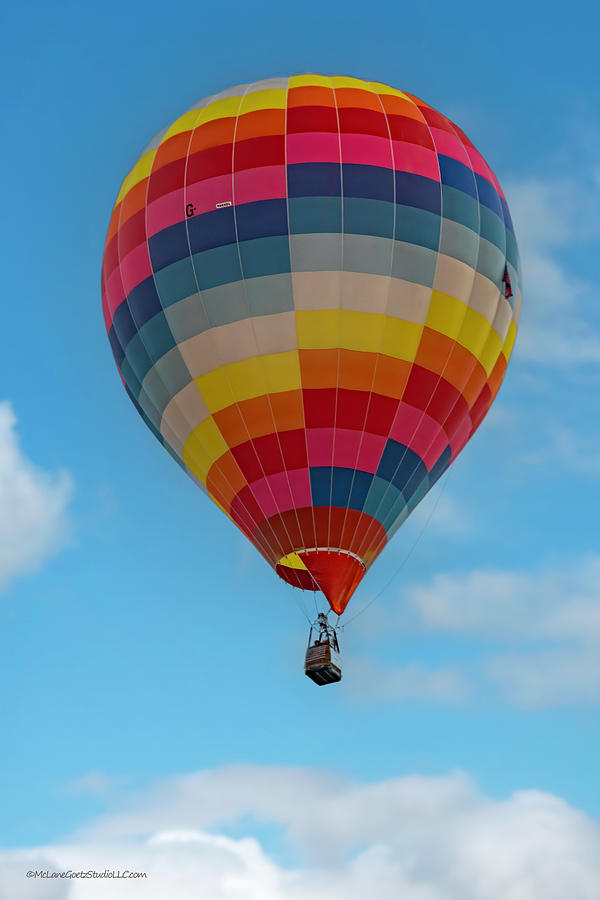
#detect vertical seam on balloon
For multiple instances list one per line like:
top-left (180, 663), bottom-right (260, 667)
top-left (138, 95), bottom-right (272, 556)
top-left (339, 80), bottom-right (398, 564)
top-left (284, 74), bottom-right (319, 557)
top-left (325, 73), bottom-right (344, 554)
top-left (366, 112), bottom-right (501, 564)
top-left (179, 87), bottom-right (287, 564)
top-left (228, 81), bottom-right (304, 565)
top-left (352, 91), bottom-right (446, 564)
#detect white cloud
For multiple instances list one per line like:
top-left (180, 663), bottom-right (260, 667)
top-left (0, 402), bottom-right (72, 592)
top-left (343, 657), bottom-right (469, 704)
top-left (505, 175), bottom-right (600, 366)
top-left (2, 766), bottom-right (600, 899)
top-left (404, 556), bottom-right (600, 707)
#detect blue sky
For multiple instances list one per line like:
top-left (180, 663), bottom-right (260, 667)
top-left (2, 0), bottom-right (600, 894)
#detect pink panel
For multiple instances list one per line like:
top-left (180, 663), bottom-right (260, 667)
top-left (392, 142), bottom-right (440, 181)
top-left (120, 242), bottom-right (153, 296)
top-left (389, 403), bottom-right (448, 470)
top-left (105, 266), bottom-right (126, 316)
top-left (340, 133), bottom-right (392, 168)
top-left (429, 127), bottom-right (471, 166)
top-left (286, 132), bottom-right (340, 164)
top-left (250, 468), bottom-right (312, 517)
top-left (464, 145), bottom-right (505, 200)
top-left (147, 188), bottom-right (185, 238)
top-left (449, 415), bottom-right (472, 457)
top-left (306, 428), bottom-right (334, 467)
top-left (307, 429), bottom-right (387, 474)
top-left (186, 174), bottom-right (233, 216)
top-left (234, 165), bottom-right (287, 205)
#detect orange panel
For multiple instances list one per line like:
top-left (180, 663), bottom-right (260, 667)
top-left (188, 116), bottom-right (237, 153)
top-left (120, 178), bottom-right (149, 226)
top-left (236, 108), bottom-right (285, 141)
top-left (213, 403), bottom-right (250, 447)
top-left (338, 349), bottom-right (377, 392)
top-left (287, 86), bottom-right (335, 107)
top-left (270, 389), bottom-right (305, 431)
top-left (299, 349), bottom-right (339, 389)
top-left (487, 354), bottom-right (508, 401)
top-left (378, 93), bottom-right (425, 121)
top-left (152, 130), bottom-right (193, 167)
top-left (206, 451), bottom-right (247, 506)
top-left (335, 88), bottom-right (382, 110)
top-left (372, 355), bottom-right (411, 399)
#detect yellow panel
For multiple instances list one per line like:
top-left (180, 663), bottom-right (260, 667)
top-left (195, 351), bottom-right (301, 413)
top-left (368, 81), bottom-right (411, 100)
top-left (239, 89), bottom-right (288, 112)
top-left (296, 309), bottom-right (422, 361)
top-left (502, 319), bottom-right (517, 360)
top-left (426, 291), bottom-right (467, 341)
top-left (165, 96), bottom-right (243, 140)
top-left (182, 416), bottom-right (229, 484)
top-left (379, 316), bottom-right (423, 362)
top-left (330, 75), bottom-right (370, 89)
top-left (289, 73), bottom-right (332, 88)
top-left (477, 329), bottom-right (503, 376)
top-left (457, 307), bottom-right (493, 360)
top-left (116, 149), bottom-right (157, 204)
top-left (279, 552), bottom-right (308, 571)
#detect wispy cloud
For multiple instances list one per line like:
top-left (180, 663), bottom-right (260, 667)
top-left (402, 556), bottom-right (600, 707)
top-left (505, 174), bottom-right (600, 366)
top-left (0, 402), bottom-right (73, 593)
top-left (343, 656), bottom-right (469, 704)
top-left (2, 765), bottom-right (600, 898)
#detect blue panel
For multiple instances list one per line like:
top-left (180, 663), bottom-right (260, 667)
top-left (395, 172), bottom-right (441, 215)
top-left (288, 163), bottom-right (341, 198)
top-left (192, 244), bottom-right (243, 291)
top-left (127, 275), bottom-right (162, 325)
top-left (475, 173), bottom-right (502, 218)
top-left (500, 196), bottom-right (514, 234)
top-left (428, 445), bottom-right (451, 485)
top-left (148, 221), bottom-right (189, 271)
top-left (138, 311), bottom-right (176, 363)
top-left (112, 300), bottom-right (137, 350)
top-left (154, 257), bottom-right (198, 307)
top-left (376, 440), bottom-right (426, 496)
top-left (236, 199), bottom-right (288, 242)
top-left (441, 185), bottom-right (479, 233)
top-left (108, 325), bottom-right (125, 368)
top-left (309, 466), bottom-right (332, 507)
top-left (121, 360), bottom-right (142, 401)
top-left (394, 205), bottom-right (441, 251)
top-left (344, 197), bottom-right (394, 238)
top-left (342, 163), bottom-right (394, 202)
top-left (288, 196), bottom-right (342, 234)
top-left (438, 154), bottom-right (477, 198)
top-left (239, 235), bottom-right (291, 279)
top-left (188, 206), bottom-right (237, 254)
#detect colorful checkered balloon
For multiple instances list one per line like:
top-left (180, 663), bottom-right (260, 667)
top-left (102, 74), bottom-right (520, 615)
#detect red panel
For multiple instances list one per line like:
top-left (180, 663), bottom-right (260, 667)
top-left (118, 207), bottom-right (147, 259)
top-left (233, 135), bottom-right (286, 171)
top-left (231, 440), bottom-right (265, 483)
top-left (386, 115), bottom-right (434, 149)
top-left (303, 388), bottom-right (337, 428)
top-left (287, 106), bottom-right (339, 133)
top-left (276, 563), bottom-right (319, 591)
top-left (337, 107), bottom-right (389, 138)
top-left (299, 550), bottom-right (365, 615)
top-left (186, 143), bottom-right (233, 185)
top-left (147, 157), bottom-right (187, 204)
top-left (335, 389), bottom-right (370, 430)
top-left (364, 393), bottom-right (398, 436)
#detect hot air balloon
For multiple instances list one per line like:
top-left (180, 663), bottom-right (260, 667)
top-left (101, 74), bottom-right (520, 684)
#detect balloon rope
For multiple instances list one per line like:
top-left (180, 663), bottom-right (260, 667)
top-left (338, 467), bottom-right (451, 629)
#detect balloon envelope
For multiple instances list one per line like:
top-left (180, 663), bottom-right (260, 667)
top-left (102, 75), bottom-right (520, 615)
